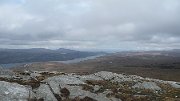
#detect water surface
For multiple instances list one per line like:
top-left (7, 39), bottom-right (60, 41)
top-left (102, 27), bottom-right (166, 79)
top-left (0, 55), bottom-right (104, 68)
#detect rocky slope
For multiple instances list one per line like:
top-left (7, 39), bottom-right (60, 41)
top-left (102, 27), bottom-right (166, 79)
top-left (0, 70), bottom-right (180, 101)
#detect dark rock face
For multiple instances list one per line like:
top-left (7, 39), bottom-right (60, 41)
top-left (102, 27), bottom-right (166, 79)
top-left (0, 71), bottom-right (180, 101)
top-left (60, 88), bottom-right (70, 97)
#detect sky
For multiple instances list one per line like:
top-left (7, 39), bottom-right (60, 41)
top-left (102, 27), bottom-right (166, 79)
top-left (0, 0), bottom-right (180, 51)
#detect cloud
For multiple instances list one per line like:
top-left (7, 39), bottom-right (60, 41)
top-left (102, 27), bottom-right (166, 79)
top-left (0, 0), bottom-right (180, 51)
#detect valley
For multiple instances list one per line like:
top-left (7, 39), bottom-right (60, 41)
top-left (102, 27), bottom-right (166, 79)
top-left (11, 50), bottom-right (180, 82)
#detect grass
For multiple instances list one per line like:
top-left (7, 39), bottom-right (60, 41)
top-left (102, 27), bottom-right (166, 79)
top-left (157, 83), bottom-right (180, 100)
top-left (82, 79), bottom-right (180, 101)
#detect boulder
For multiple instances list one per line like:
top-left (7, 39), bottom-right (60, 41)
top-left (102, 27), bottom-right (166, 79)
top-left (44, 75), bottom-right (85, 85)
top-left (0, 81), bottom-right (34, 101)
top-left (132, 81), bottom-right (161, 91)
top-left (36, 84), bottom-right (58, 101)
top-left (168, 81), bottom-right (180, 89)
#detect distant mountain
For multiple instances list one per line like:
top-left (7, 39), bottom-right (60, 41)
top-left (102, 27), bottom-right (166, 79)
top-left (0, 48), bottom-right (105, 64)
top-left (57, 48), bottom-right (79, 53)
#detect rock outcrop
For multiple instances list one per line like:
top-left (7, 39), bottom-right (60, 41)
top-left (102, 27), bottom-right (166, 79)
top-left (0, 81), bottom-right (35, 101)
top-left (0, 71), bottom-right (180, 101)
top-left (132, 81), bottom-right (161, 91)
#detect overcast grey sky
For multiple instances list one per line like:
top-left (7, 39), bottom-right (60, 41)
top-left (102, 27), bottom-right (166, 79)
top-left (0, 0), bottom-right (180, 51)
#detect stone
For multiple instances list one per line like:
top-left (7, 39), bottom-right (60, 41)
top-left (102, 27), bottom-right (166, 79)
top-left (109, 97), bottom-right (122, 101)
top-left (48, 80), bottom-right (61, 94)
top-left (168, 81), bottom-right (180, 89)
top-left (36, 84), bottom-right (58, 101)
top-left (94, 71), bottom-right (119, 80)
top-left (132, 81), bottom-right (161, 91)
top-left (93, 85), bottom-right (101, 92)
top-left (0, 81), bottom-right (35, 101)
top-left (67, 86), bottom-right (117, 101)
top-left (30, 73), bottom-right (41, 78)
top-left (79, 74), bottom-right (103, 81)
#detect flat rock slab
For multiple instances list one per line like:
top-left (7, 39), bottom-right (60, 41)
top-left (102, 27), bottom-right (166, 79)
top-left (36, 84), bottom-right (58, 101)
top-left (168, 81), bottom-right (180, 89)
top-left (44, 75), bottom-right (85, 85)
top-left (133, 81), bottom-right (161, 91)
top-left (0, 81), bottom-right (34, 101)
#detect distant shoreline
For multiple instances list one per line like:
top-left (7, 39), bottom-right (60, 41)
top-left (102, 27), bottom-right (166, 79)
top-left (0, 54), bottom-right (104, 69)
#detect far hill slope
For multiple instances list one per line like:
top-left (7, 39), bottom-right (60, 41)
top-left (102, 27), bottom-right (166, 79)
top-left (0, 48), bottom-right (105, 64)
top-left (13, 50), bottom-right (180, 82)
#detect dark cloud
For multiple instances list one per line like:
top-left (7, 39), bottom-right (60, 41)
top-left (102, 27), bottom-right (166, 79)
top-left (0, 0), bottom-right (180, 51)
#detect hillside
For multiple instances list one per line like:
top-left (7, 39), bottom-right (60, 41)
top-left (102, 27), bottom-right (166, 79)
top-left (71, 50), bottom-right (180, 81)
top-left (0, 48), bottom-right (104, 64)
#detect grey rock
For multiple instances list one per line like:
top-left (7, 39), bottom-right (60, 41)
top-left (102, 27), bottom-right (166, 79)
top-left (0, 81), bottom-right (34, 101)
top-left (109, 97), bottom-right (122, 101)
top-left (67, 86), bottom-right (119, 101)
top-left (30, 73), bottom-right (41, 78)
top-left (132, 81), bottom-right (161, 91)
top-left (94, 71), bottom-right (119, 80)
top-left (94, 71), bottom-right (136, 83)
top-left (93, 85), bottom-right (101, 92)
top-left (168, 81), bottom-right (180, 89)
top-left (48, 80), bottom-right (61, 94)
top-left (36, 84), bottom-right (57, 101)
top-left (41, 71), bottom-right (123, 101)
top-left (79, 74), bottom-right (103, 81)
top-left (44, 75), bottom-right (85, 85)
top-left (0, 68), bottom-right (14, 76)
